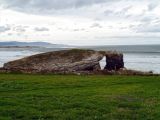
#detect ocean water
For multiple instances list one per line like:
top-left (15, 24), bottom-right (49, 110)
top-left (99, 53), bottom-right (160, 73)
top-left (0, 45), bottom-right (160, 73)
top-left (0, 50), bottom-right (39, 67)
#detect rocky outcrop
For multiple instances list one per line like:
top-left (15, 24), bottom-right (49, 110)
top-left (3, 49), bottom-right (104, 73)
top-left (2, 49), bottom-right (125, 74)
top-left (104, 51), bottom-right (124, 71)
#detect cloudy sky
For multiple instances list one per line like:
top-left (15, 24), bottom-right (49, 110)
top-left (0, 0), bottom-right (160, 45)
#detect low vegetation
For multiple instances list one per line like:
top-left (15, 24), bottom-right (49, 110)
top-left (0, 74), bottom-right (160, 120)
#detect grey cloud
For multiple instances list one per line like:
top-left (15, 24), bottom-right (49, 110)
top-left (129, 25), bottom-right (137, 29)
top-left (73, 28), bottom-right (85, 31)
top-left (116, 6), bottom-right (132, 15)
top-left (140, 16), bottom-right (153, 22)
top-left (148, 3), bottom-right (157, 11)
top-left (104, 10), bottom-right (113, 16)
top-left (119, 27), bottom-right (128, 30)
top-left (139, 15), bottom-right (160, 25)
top-left (142, 26), bottom-right (160, 33)
top-left (58, 27), bottom-right (85, 32)
top-left (136, 23), bottom-right (160, 33)
top-left (90, 23), bottom-right (102, 28)
top-left (0, 0), bottom-right (107, 14)
top-left (0, 26), bottom-right (11, 33)
top-left (73, 29), bottom-right (80, 31)
top-left (104, 6), bottom-right (132, 18)
top-left (34, 27), bottom-right (49, 32)
top-left (13, 25), bottom-right (28, 32)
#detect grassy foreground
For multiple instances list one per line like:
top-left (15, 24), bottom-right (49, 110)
top-left (0, 74), bottom-right (160, 120)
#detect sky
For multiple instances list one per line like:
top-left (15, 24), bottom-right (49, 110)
top-left (0, 0), bottom-right (160, 45)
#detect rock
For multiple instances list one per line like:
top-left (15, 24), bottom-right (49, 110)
top-left (0, 67), bottom-right (7, 73)
top-left (2, 49), bottom-right (125, 74)
top-left (104, 51), bottom-right (124, 71)
top-left (3, 49), bottom-right (104, 73)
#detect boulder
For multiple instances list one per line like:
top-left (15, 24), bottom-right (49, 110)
top-left (3, 49), bottom-right (104, 73)
top-left (104, 51), bottom-right (124, 71)
top-left (2, 49), bottom-right (125, 74)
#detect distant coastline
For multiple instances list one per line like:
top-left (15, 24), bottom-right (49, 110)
top-left (0, 41), bottom-right (70, 48)
top-left (0, 46), bottom-right (41, 48)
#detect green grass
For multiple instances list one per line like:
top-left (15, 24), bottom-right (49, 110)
top-left (0, 74), bottom-right (160, 120)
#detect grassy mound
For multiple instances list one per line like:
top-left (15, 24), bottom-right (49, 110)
top-left (0, 74), bottom-right (160, 119)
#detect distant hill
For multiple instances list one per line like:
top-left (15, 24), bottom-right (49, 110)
top-left (0, 41), bottom-right (70, 48)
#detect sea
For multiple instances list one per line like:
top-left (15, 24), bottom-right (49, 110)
top-left (0, 45), bottom-right (160, 73)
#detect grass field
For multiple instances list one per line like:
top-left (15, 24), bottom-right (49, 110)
top-left (0, 74), bottom-right (160, 120)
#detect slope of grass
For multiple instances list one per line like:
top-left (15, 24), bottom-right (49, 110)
top-left (0, 74), bottom-right (160, 120)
